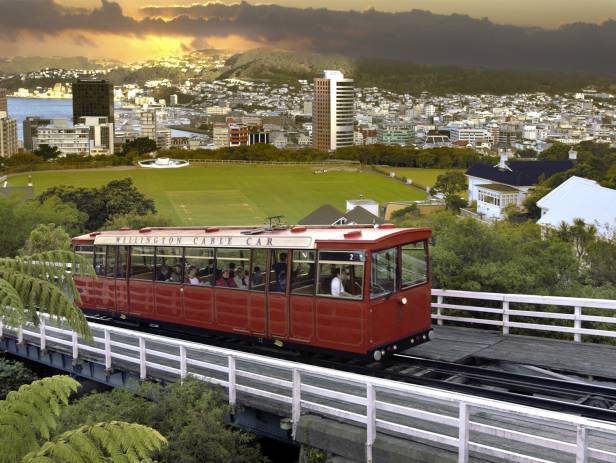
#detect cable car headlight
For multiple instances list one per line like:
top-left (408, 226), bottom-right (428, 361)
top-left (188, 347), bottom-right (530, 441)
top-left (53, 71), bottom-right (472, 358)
top-left (400, 297), bottom-right (408, 305)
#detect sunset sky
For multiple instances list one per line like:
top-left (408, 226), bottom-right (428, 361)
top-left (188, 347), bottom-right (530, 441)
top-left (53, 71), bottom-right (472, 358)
top-left (0, 1), bottom-right (615, 65)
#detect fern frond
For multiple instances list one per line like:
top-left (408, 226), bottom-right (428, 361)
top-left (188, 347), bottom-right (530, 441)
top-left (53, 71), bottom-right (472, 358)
top-left (21, 421), bottom-right (167, 463)
top-left (0, 270), bottom-right (91, 340)
top-left (0, 376), bottom-right (80, 463)
top-left (0, 277), bottom-right (27, 328)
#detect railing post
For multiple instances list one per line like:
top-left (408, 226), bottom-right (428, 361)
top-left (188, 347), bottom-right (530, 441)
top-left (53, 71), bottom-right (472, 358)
top-left (458, 402), bottom-right (470, 463)
top-left (366, 383), bottom-right (376, 463)
top-left (574, 306), bottom-right (582, 343)
top-left (71, 331), bottom-right (78, 360)
top-left (228, 355), bottom-right (236, 410)
top-left (437, 295), bottom-right (444, 326)
top-left (576, 425), bottom-right (588, 463)
top-left (40, 317), bottom-right (46, 352)
top-left (139, 337), bottom-right (146, 380)
top-left (104, 329), bottom-right (111, 371)
top-left (0, 320), bottom-right (3, 339)
top-left (179, 345), bottom-right (187, 381)
top-left (291, 369), bottom-right (301, 439)
top-left (502, 300), bottom-right (510, 336)
top-left (17, 326), bottom-right (23, 344)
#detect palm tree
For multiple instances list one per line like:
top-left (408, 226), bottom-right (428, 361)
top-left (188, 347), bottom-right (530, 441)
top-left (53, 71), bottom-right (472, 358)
top-left (0, 250), bottom-right (92, 338)
top-left (0, 375), bottom-right (166, 463)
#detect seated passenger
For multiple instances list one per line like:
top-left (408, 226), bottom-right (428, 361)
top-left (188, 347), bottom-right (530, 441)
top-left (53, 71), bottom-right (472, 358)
top-left (331, 268), bottom-right (350, 297)
top-left (234, 267), bottom-right (248, 289)
top-left (216, 270), bottom-right (237, 288)
top-left (157, 265), bottom-right (170, 281)
top-left (187, 266), bottom-right (200, 285)
top-left (252, 267), bottom-right (263, 287)
top-left (168, 264), bottom-right (183, 283)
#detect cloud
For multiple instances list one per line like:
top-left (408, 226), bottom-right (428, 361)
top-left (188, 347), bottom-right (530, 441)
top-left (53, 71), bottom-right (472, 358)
top-left (1, 1), bottom-right (616, 74)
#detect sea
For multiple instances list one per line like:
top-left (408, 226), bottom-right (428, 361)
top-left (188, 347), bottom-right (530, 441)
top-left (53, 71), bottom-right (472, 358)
top-left (7, 97), bottom-right (197, 140)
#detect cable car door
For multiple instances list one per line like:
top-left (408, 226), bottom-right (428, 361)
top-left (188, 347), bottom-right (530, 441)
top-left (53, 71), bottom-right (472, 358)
top-left (266, 249), bottom-right (289, 338)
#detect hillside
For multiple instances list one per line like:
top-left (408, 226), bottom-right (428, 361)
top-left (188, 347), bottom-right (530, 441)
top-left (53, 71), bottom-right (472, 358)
top-left (219, 49), bottom-right (616, 95)
top-left (0, 56), bottom-right (118, 74)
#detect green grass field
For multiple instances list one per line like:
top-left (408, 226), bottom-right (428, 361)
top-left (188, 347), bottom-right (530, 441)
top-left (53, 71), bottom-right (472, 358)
top-left (388, 168), bottom-right (464, 189)
top-left (10, 165), bottom-right (430, 226)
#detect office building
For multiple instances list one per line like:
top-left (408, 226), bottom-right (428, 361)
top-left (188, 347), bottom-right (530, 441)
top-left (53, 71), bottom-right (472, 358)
top-left (34, 125), bottom-right (90, 156)
top-left (213, 123), bottom-right (229, 147)
top-left (377, 123), bottom-right (412, 145)
top-left (78, 116), bottom-right (114, 155)
top-left (23, 117), bottom-right (56, 151)
top-left (140, 109), bottom-right (157, 140)
top-left (0, 88), bottom-right (7, 115)
top-left (228, 124), bottom-right (249, 146)
top-left (0, 113), bottom-right (18, 157)
top-left (72, 78), bottom-right (114, 124)
top-left (449, 127), bottom-right (489, 144)
top-left (156, 128), bottom-right (172, 149)
top-left (312, 70), bottom-right (354, 151)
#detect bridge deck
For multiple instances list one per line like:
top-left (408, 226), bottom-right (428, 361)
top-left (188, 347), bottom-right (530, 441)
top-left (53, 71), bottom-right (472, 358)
top-left (411, 326), bottom-right (616, 379)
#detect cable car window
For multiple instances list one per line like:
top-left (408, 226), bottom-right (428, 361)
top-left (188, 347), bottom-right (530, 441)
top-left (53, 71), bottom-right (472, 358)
top-left (317, 250), bottom-right (364, 299)
top-left (117, 246), bottom-right (129, 279)
top-left (370, 248), bottom-right (398, 298)
top-left (250, 249), bottom-right (267, 292)
top-left (72, 245), bottom-right (94, 273)
top-left (269, 250), bottom-right (289, 293)
top-left (401, 241), bottom-right (428, 288)
top-left (104, 247), bottom-right (117, 278)
top-left (94, 246), bottom-right (106, 276)
top-left (130, 246), bottom-right (155, 281)
top-left (291, 250), bottom-right (316, 295)
top-left (185, 247), bottom-right (215, 286)
top-left (155, 247), bottom-right (184, 284)
top-left (215, 248), bottom-right (250, 289)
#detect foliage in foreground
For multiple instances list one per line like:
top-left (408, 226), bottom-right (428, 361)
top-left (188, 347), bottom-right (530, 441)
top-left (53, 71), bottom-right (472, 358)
top-left (0, 357), bottom-right (38, 400)
top-left (0, 250), bottom-right (94, 339)
top-left (0, 375), bottom-right (166, 463)
top-left (59, 379), bottom-right (268, 463)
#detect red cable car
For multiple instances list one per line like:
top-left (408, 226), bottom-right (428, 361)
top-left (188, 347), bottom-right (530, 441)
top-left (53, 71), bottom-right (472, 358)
top-left (71, 225), bottom-right (433, 360)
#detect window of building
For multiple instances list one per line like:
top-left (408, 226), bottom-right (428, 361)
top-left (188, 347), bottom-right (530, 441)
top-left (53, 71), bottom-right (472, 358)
top-left (370, 248), bottom-right (397, 298)
top-left (185, 247), bottom-right (215, 286)
top-left (317, 250), bottom-right (365, 299)
top-left (401, 242), bottom-right (428, 288)
top-left (291, 250), bottom-right (316, 295)
top-left (216, 248), bottom-right (250, 289)
top-left (130, 246), bottom-right (155, 281)
top-left (155, 247), bottom-right (183, 283)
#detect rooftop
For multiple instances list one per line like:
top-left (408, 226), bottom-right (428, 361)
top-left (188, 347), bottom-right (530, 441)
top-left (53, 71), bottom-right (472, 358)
top-left (477, 183), bottom-right (521, 193)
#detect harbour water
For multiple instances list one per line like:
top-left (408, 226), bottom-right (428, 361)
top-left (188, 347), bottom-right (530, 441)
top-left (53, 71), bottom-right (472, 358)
top-left (7, 97), bottom-right (201, 141)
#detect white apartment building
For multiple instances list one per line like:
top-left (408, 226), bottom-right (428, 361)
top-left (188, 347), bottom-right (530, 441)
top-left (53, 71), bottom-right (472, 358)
top-left (0, 113), bottom-right (18, 158)
top-left (78, 116), bottom-right (114, 155)
top-left (449, 127), bottom-right (489, 144)
top-left (312, 70), bottom-right (354, 151)
top-left (212, 123), bottom-right (229, 147)
top-left (34, 125), bottom-right (90, 156)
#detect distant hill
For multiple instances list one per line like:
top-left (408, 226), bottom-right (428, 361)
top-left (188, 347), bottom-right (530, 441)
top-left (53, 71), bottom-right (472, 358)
top-left (219, 49), bottom-right (616, 95)
top-left (0, 56), bottom-right (119, 74)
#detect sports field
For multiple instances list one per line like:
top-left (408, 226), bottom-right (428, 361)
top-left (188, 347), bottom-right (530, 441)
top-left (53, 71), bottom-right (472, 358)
top-left (389, 168), bottom-right (464, 189)
top-left (10, 165), bottom-right (428, 226)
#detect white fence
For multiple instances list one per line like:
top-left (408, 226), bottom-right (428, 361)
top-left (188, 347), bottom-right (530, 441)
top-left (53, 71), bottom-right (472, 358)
top-left (2, 316), bottom-right (616, 463)
top-left (432, 289), bottom-right (616, 343)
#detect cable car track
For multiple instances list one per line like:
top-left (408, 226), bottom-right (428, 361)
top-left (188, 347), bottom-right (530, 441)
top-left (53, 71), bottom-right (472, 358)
top-left (87, 315), bottom-right (616, 423)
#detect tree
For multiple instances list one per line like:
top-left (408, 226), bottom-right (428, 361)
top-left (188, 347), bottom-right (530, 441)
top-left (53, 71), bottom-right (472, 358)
top-left (59, 379), bottom-right (267, 463)
top-left (19, 223), bottom-right (71, 255)
top-left (0, 358), bottom-right (37, 400)
top-left (0, 196), bottom-right (87, 257)
top-left (0, 376), bottom-right (166, 463)
top-left (33, 144), bottom-right (62, 161)
top-left (554, 218), bottom-right (597, 261)
top-left (38, 178), bottom-right (157, 231)
top-left (122, 137), bottom-right (157, 155)
top-left (432, 171), bottom-right (467, 197)
top-left (103, 211), bottom-right (171, 230)
top-left (0, 250), bottom-right (93, 339)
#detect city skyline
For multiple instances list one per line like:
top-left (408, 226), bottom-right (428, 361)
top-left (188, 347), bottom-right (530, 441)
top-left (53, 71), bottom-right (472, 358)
top-left (0, 1), bottom-right (615, 73)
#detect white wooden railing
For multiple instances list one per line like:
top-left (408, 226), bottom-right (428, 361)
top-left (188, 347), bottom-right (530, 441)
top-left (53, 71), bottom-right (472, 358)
top-left (2, 316), bottom-right (616, 463)
top-left (432, 289), bottom-right (616, 343)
